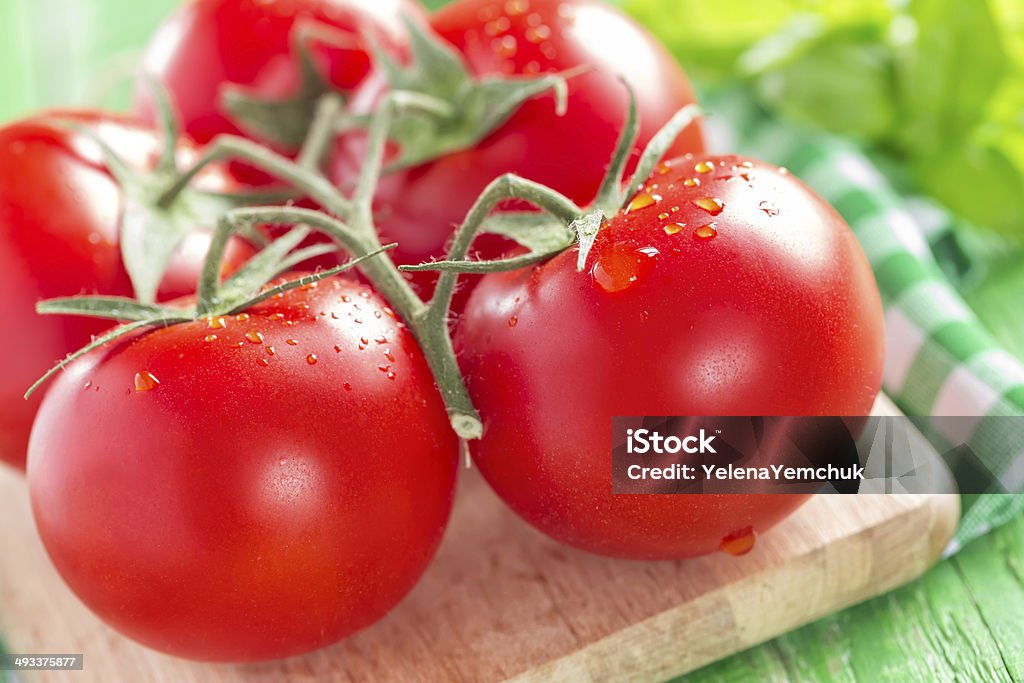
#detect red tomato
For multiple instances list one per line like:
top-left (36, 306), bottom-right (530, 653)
top-left (28, 277), bottom-right (458, 661)
top-left (0, 112), bottom-right (251, 471)
top-left (330, 0), bottom-right (704, 304)
top-left (135, 0), bottom-right (421, 173)
top-left (456, 155), bottom-right (885, 559)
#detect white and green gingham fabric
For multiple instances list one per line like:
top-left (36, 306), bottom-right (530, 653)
top-left (705, 87), bottom-right (1024, 551)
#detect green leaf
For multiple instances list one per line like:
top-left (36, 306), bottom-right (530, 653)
top-left (896, 0), bottom-right (1007, 156)
top-left (480, 212), bottom-right (575, 253)
top-left (743, 19), bottom-right (896, 139)
top-left (36, 296), bottom-right (179, 322)
top-left (623, 0), bottom-right (892, 83)
top-left (912, 136), bottom-right (1024, 237)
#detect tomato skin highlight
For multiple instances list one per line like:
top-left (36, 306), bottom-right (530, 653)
top-left (28, 277), bottom-right (458, 662)
top-left (0, 112), bottom-right (251, 472)
top-left (135, 0), bottom-right (421, 183)
top-left (456, 155), bottom-right (884, 559)
top-left (330, 0), bottom-right (705, 305)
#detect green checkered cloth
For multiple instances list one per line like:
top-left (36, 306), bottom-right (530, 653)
top-left (705, 87), bottom-right (1024, 551)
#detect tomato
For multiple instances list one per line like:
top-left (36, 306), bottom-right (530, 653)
top-left (330, 0), bottom-right (705, 304)
top-left (0, 112), bottom-right (251, 471)
top-left (28, 276), bottom-right (458, 661)
top-left (135, 0), bottom-right (422, 179)
top-left (456, 155), bottom-right (885, 559)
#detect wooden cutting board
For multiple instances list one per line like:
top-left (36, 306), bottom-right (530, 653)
top-left (0, 398), bottom-right (959, 683)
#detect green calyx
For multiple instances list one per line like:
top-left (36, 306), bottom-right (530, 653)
top-left (220, 19), bottom-right (360, 152)
top-left (399, 87), bottom-right (702, 277)
top-left (368, 18), bottom-right (582, 171)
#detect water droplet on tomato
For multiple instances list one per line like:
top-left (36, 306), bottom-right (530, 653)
top-left (387, 371), bottom-right (397, 380)
top-left (591, 244), bottom-right (659, 293)
top-left (208, 317), bottom-right (227, 330)
top-left (83, 381), bottom-right (91, 390)
top-left (759, 200), bottom-right (779, 217)
top-left (256, 358), bottom-right (270, 367)
top-left (494, 35), bottom-right (518, 57)
top-left (334, 345), bottom-right (343, 353)
top-left (245, 331), bottom-right (264, 344)
top-left (683, 177), bottom-right (700, 187)
top-left (204, 334), bottom-right (218, 343)
top-left (134, 371), bottom-right (159, 392)
top-left (626, 192), bottom-right (661, 214)
top-left (343, 382), bottom-right (353, 391)
top-left (720, 526), bottom-right (756, 556)
top-left (525, 25), bottom-right (550, 43)
top-left (378, 364), bottom-right (391, 373)
top-left (508, 315), bottom-right (518, 328)
top-left (306, 354), bottom-right (318, 365)
top-left (485, 16), bottom-right (511, 35)
top-left (693, 197), bottom-right (725, 215)
top-left (694, 223), bottom-right (718, 240)
top-left (286, 339), bottom-right (298, 346)
top-left (505, 0), bottom-right (528, 15)
top-left (237, 313), bottom-right (250, 322)
top-left (658, 212), bottom-right (670, 221)
top-left (384, 349), bottom-right (396, 362)
top-left (664, 223), bottom-right (685, 235)
top-left (266, 346), bottom-right (276, 356)
top-left (695, 160), bottom-right (714, 174)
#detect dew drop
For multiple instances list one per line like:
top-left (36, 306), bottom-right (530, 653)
top-left (734, 161), bottom-right (754, 170)
top-left (695, 160), bottom-right (714, 174)
top-left (720, 526), bottom-right (756, 556)
top-left (759, 200), bottom-right (779, 217)
top-left (663, 223), bottom-right (685, 235)
top-left (694, 222), bottom-right (719, 240)
top-left (525, 25), bottom-right (551, 43)
top-left (505, 0), bottom-right (528, 15)
top-left (256, 358), bottom-right (270, 367)
top-left (693, 197), bottom-right (725, 215)
top-left (387, 371), bottom-right (396, 380)
top-left (591, 244), bottom-right (659, 293)
top-left (267, 346), bottom-right (276, 356)
top-left (626, 192), bottom-right (660, 214)
top-left (343, 382), bottom-right (353, 391)
top-left (378, 364), bottom-right (391, 373)
top-left (286, 339), bottom-right (299, 346)
top-left (384, 349), bottom-right (396, 362)
top-left (658, 212), bottom-right (670, 221)
top-left (494, 35), bottom-right (518, 58)
top-left (683, 177), bottom-right (700, 187)
top-left (508, 315), bottom-right (518, 328)
top-left (204, 334), bottom-right (219, 343)
top-left (237, 313), bottom-right (250, 322)
top-left (208, 316), bottom-right (227, 330)
top-left (245, 331), bottom-right (264, 344)
top-left (134, 371), bottom-right (159, 392)
top-left (306, 354), bottom-right (318, 365)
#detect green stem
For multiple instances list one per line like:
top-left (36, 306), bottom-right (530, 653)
top-left (427, 173), bottom-right (581, 323)
top-left (221, 206), bottom-right (482, 438)
top-left (155, 135), bottom-right (350, 215)
top-left (297, 93), bottom-right (345, 170)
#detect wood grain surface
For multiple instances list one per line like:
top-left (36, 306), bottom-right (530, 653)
top-left (0, 475), bottom-right (958, 682)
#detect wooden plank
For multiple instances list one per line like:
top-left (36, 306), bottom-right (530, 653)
top-left (0, 397), bottom-right (960, 683)
top-left (680, 514), bottom-right (1024, 683)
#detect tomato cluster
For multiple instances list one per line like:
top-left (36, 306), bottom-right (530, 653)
top-left (2, 0), bottom-right (883, 664)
